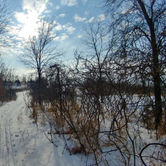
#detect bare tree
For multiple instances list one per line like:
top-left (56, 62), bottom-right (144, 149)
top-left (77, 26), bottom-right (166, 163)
top-left (0, 0), bottom-right (16, 52)
top-left (0, 0), bottom-right (14, 80)
top-left (42, 21), bottom-right (143, 165)
top-left (0, 55), bottom-right (17, 102)
top-left (46, 17), bottom-right (165, 165)
top-left (103, 0), bottom-right (166, 131)
top-left (71, 21), bottom-right (139, 166)
top-left (19, 18), bottom-right (64, 105)
top-left (22, 1), bottom-right (166, 165)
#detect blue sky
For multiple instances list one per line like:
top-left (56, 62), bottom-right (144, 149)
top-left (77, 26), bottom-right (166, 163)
top-left (2, 0), bottom-right (105, 76)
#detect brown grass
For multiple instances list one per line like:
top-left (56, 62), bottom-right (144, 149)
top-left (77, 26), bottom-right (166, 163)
top-left (28, 98), bottom-right (136, 157)
top-left (71, 146), bottom-right (84, 155)
top-left (157, 111), bottom-right (166, 138)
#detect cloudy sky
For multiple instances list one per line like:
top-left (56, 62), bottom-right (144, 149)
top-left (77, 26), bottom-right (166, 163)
top-left (2, 0), bottom-right (104, 76)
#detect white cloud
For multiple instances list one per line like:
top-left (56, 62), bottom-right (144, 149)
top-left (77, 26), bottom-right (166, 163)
top-left (68, 0), bottom-right (77, 6)
top-left (61, 0), bottom-right (68, 5)
top-left (48, 2), bottom-right (53, 7)
top-left (82, 0), bottom-right (87, 4)
top-left (54, 36), bottom-right (60, 41)
top-left (66, 26), bottom-right (76, 34)
top-left (52, 33), bottom-right (68, 42)
top-left (15, 12), bottom-right (27, 24)
top-left (98, 14), bottom-right (105, 21)
top-left (58, 13), bottom-right (65, 17)
top-left (45, 10), bottom-right (52, 13)
top-left (36, 0), bottom-right (47, 13)
top-left (86, 17), bottom-right (94, 23)
top-left (63, 22), bottom-right (72, 27)
top-left (16, 10), bottom-right (40, 38)
top-left (22, 0), bottom-right (46, 14)
top-left (73, 14), bottom-right (86, 22)
top-left (84, 11), bottom-right (89, 15)
top-left (15, 69), bottom-right (35, 76)
top-left (60, 33), bottom-right (68, 41)
top-left (78, 34), bottom-right (82, 38)
top-left (61, 0), bottom-right (78, 6)
top-left (56, 5), bottom-right (60, 10)
top-left (15, 0), bottom-right (49, 39)
top-left (63, 23), bottom-right (76, 34)
top-left (22, 0), bottom-right (34, 11)
top-left (55, 24), bottom-right (62, 31)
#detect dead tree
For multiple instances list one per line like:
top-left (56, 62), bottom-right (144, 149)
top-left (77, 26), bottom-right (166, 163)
top-left (103, 0), bottom-right (166, 130)
top-left (19, 18), bottom-right (64, 105)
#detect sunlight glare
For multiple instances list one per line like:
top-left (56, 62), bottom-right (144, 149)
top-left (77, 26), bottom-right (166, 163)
top-left (19, 3), bottom-right (47, 39)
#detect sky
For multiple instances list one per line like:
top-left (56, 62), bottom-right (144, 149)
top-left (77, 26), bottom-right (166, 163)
top-left (2, 0), bottom-right (105, 77)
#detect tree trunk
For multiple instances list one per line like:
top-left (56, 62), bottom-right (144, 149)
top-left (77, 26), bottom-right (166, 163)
top-left (137, 0), bottom-right (162, 130)
top-left (38, 69), bottom-right (42, 106)
top-left (152, 39), bottom-right (162, 131)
